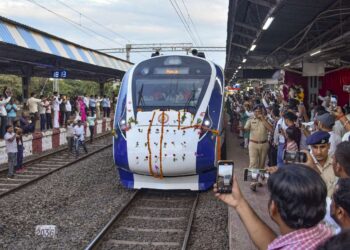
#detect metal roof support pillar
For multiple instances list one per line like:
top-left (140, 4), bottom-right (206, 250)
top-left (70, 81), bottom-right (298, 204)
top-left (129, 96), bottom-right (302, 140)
top-left (21, 65), bottom-right (33, 104)
top-left (99, 81), bottom-right (105, 97)
top-left (22, 76), bottom-right (30, 103)
top-left (126, 44), bottom-right (132, 61)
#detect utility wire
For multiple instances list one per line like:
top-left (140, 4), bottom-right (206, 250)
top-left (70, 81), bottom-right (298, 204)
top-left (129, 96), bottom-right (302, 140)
top-left (173, 0), bottom-right (199, 45)
top-left (169, 0), bottom-right (198, 46)
top-left (25, 0), bottom-right (123, 47)
top-left (55, 0), bottom-right (131, 43)
top-left (181, 0), bottom-right (203, 46)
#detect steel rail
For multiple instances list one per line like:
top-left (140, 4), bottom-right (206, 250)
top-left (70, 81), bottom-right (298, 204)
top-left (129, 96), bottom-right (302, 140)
top-left (85, 190), bottom-right (199, 250)
top-left (0, 133), bottom-right (112, 198)
top-left (181, 192), bottom-right (199, 250)
top-left (0, 132), bottom-right (111, 175)
top-left (84, 190), bottom-right (141, 250)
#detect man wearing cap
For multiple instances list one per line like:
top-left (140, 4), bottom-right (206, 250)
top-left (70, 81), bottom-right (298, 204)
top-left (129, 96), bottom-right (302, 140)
top-left (244, 105), bottom-right (273, 190)
top-left (316, 112), bottom-right (342, 156)
top-left (318, 90), bottom-right (332, 110)
top-left (305, 131), bottom-right (337, 197)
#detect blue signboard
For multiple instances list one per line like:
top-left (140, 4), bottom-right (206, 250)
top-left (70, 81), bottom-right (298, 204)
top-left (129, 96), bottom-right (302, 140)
top-left (52, 70), bottom-right (67, 78)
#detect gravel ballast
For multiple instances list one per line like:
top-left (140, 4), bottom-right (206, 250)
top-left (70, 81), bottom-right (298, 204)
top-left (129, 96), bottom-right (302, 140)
top-left (188, 190), bottom-right (229, 250)
top-left (0, 147), bottom-right (135, 249)
top-left (0, 144), bottom-right (229, 250)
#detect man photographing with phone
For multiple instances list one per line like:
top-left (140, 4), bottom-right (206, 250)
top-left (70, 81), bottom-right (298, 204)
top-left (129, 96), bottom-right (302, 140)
top-left (244, 104), bottom-right (273, 191)
top-left (214, 165), bottom-right (332, 250)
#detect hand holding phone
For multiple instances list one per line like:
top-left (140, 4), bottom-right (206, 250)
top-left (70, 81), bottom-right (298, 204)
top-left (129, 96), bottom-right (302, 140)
top-left (216, 160), bottom-right (234, 193)
top-left (283, 150), bottom-right (307, 163)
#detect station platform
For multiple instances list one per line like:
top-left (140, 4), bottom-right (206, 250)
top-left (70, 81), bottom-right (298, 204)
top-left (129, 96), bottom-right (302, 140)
top-left (226, 129), bottom-right (278, 250)
top-left (0, 117), bottom-right (113, 171)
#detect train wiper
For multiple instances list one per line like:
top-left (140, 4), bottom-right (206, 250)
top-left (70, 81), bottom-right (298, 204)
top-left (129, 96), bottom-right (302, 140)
top-left (184, 89), bottom-right (196, 113)
top-left (137, 84), bottom-right (145, 109)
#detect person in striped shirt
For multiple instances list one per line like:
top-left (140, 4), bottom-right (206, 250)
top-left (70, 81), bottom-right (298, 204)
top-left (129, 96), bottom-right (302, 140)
top-left (214, 164), bottom-right (332, 250)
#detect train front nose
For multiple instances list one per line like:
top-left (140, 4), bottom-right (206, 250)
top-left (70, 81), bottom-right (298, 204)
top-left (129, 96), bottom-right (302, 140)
top-left (126, 110), bottom-right (211, 177)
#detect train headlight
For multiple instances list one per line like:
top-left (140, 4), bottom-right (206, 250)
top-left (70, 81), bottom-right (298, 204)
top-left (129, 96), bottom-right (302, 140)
top-left (120, 119), bottom-right (126, 126)
top-left (203, 119), bottom-right (211, 127)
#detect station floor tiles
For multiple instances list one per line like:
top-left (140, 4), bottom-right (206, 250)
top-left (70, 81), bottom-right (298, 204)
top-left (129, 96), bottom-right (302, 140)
top-left (226, 130), bottom-right (279, 250)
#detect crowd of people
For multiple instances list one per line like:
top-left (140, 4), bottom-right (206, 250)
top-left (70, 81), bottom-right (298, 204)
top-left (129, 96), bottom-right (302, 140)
top-left (0, 89), bottom-right (112, 138)
top-left (215, 85), bottom-right (350, 249)
top-left (1, 87), bottom-right (113, 178)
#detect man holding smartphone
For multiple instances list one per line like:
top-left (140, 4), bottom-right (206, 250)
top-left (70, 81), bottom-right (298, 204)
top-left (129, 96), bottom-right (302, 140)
top-left (214, 165), bottom-right (332, 250)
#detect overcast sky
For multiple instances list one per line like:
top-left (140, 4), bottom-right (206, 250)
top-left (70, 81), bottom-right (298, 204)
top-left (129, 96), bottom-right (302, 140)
top-left (0, 0), bottom-right (228, 67)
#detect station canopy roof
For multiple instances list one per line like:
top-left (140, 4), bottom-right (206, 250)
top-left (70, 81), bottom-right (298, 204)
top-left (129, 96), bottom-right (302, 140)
top-left (225, 0), bottom-right (350, 80)
top-left (0, 16), bottom-right (133, 82)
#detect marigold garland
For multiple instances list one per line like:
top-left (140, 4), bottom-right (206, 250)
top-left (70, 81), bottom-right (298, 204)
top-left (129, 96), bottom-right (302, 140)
top-left (147, 112), bottom-right (156, 176)
top-left (180, 124), bottom-right (218, 134)
top-left (158, 111), bottom-right (165, 179)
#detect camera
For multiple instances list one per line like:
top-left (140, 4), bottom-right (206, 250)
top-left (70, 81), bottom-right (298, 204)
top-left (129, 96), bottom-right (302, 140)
top-left (278, 124), bottom-right (282, 133)
top-left (243, 168), bottom-right (268, 182)
top-left (343, 85), bottom-right (350, 93)
top-left (283, 150), bottom-right (307, 163)
top-left (330, 102), bottom-right (337, 112)
top-left (302, 122), bottom-right (314, 132)
top-left (216, 160), bottom-right (234, 193)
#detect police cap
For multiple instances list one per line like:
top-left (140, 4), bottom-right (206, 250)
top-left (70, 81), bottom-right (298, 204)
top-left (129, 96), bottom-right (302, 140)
top-left (306, 131), bottom-right (330, 145)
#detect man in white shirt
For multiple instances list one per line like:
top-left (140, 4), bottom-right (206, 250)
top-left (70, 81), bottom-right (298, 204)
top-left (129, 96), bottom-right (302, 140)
top-left (52, 92), bottom-right (62, 128)
top-left (73, 120), bottom-right (88, 157)
top-left (27, 92), bottom-right (42, 131)
top-left (39, 95), bottom-right (47, 131)
top-left (65, 97), bottom-right (72, 126)
top-left (27, 93), bottom-right (41, 114)
top-left (102, 95), bottom-right (108, 117)
top-left (4, 125), bottom-right (17, 178)
top-left (316, 113), bottom-right (342, 156)
top-left (106, 97), bottom-right (111, 117)
top-left (273, 116), bottom-right (288, 167)
top-left (83, 94), bottom-right (89, 112)
top-left (318, 90), bottom-right (332, 110)
top-left (0, 94), bottom-right (12, 138)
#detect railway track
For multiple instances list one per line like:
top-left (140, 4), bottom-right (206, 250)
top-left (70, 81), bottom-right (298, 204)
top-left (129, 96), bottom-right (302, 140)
top-left (0, 132), bottom-right (112, 198)
top-left (86, 189), bottom-right (199, 250)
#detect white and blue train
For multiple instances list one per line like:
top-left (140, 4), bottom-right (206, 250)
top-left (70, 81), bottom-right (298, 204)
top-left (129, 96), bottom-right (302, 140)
top-left (113, 55), bottom-right (225, 191)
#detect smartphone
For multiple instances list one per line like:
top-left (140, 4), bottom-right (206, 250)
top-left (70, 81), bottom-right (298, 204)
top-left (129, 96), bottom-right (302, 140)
top-left (330, 102), bottom-right (337, 112)
top-left (278, 124), bottom-right (282, 133)
top-left (243, 168), bottom-right (268, 181)
top-left (216, 160), bottom-right (234, 193)
top-left (283, 150), bottom-right (307, 163)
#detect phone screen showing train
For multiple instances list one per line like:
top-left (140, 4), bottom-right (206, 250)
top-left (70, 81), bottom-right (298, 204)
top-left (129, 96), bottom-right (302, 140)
top-left (216, 161), bottom-right (234, 193)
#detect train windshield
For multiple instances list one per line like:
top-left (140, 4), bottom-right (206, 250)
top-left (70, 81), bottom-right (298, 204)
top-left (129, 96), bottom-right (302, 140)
top-left (132, 56), bottom-right (211, 113)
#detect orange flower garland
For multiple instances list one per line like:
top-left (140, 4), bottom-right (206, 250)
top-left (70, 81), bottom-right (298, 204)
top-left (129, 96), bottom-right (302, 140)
top-left (147, 112), bottom-right (156, 176)
top-left (158, 111), bottom-right (165, 179)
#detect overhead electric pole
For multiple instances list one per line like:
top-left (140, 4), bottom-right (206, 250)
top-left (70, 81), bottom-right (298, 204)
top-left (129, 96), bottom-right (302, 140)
top-left (97, 43), bottom-right (225, 61)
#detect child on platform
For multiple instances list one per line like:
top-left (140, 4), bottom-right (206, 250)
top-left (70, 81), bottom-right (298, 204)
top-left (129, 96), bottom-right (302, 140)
top-left (4, 125), bottom-right (17, 179)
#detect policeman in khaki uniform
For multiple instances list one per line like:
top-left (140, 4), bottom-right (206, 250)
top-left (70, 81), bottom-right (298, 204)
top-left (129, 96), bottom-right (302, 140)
top-left (304, 131), bottom-right (337, 197)
top-left (244, 105), bottom-right (273, 190)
